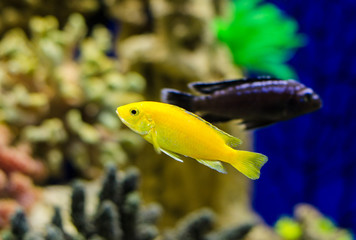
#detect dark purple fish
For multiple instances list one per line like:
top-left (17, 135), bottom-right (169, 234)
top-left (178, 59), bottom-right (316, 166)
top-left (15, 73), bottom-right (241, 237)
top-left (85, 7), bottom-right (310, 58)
top-left (161, 77), bottom-right (322, 129)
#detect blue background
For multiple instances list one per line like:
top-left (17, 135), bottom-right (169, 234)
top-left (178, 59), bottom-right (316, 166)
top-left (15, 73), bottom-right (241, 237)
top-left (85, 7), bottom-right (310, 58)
top-left (253, 0), bottom-right (356, 231)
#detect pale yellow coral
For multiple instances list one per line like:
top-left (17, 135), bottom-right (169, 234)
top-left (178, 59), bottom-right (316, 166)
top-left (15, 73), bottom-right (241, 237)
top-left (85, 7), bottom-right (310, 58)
top-left (0, 14), bottom-right (146, 179)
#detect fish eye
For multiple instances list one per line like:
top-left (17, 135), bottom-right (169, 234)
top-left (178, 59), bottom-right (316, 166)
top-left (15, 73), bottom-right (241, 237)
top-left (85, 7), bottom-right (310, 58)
top-left (130, 108), bottom-right (139, 116)
top-left (303, 92), bottom-right (313, 102)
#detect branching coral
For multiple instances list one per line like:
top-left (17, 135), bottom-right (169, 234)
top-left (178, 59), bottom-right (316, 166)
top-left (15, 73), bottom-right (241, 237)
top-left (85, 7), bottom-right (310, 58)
top-left (163, 209), bottom-right (254, 240)
top-left (0, 125), bottom-right (46, 180)
top-left (0, 170), bottom-right (41, 229)
top-left (3, 167), bottom-right (350, 240)
top-left (0, 125), bottom-right (43, 229)
top-left (1, 166), bottom-right (161, 240)
top-left (0, 14), bottom-right (146, 179)
top-left (0, 166), bottom-right (257, 240)
top-left (114, 0), bottom-right (243, 94)
top-left (0, 0), bottom-right (101, 36)
top-left (213, 0), bottom-right (306, 79)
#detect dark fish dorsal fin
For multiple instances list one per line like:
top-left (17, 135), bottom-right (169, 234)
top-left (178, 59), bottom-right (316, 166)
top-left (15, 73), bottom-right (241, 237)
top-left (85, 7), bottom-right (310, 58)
top-left (189, 76), bottom-right (280, 94)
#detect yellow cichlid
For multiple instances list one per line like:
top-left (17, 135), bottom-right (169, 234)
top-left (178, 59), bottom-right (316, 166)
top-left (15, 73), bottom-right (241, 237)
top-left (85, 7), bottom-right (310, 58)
top-left (116, 101), bottom-right (268, 179)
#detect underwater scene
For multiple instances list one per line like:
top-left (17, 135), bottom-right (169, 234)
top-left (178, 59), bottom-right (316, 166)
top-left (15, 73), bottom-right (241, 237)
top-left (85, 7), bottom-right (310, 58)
top-left (0, 0), bottom-right (354, 239)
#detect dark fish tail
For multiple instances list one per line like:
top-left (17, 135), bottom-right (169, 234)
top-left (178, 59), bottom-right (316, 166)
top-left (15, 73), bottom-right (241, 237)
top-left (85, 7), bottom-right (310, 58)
top-left (161, 88), bottom-right (195, 111)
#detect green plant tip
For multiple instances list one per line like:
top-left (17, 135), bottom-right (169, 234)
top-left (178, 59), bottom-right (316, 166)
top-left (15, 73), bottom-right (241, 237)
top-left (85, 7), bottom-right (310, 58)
top-left (213, 0), bottom-right (306, 79)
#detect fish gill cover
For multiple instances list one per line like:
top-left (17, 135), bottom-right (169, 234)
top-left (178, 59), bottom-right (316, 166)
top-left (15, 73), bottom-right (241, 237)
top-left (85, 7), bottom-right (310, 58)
top-left (213, 0), bottom-right (306, 79)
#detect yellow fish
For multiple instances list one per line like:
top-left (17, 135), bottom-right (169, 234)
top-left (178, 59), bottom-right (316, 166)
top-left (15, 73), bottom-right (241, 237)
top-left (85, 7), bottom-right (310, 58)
top-left (116, 101), bottom-right (268, 179)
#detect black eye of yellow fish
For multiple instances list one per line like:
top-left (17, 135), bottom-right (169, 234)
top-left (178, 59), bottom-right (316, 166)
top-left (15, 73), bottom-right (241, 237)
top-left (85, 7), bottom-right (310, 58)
top-left (130, 108), bottom-right (139, 116)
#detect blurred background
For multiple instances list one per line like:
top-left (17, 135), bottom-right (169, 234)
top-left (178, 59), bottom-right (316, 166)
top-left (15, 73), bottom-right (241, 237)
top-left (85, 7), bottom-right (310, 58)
top-left (253, 0), bottom-right (356, 233)
top-left (0, 0), bottom-right (354, 239)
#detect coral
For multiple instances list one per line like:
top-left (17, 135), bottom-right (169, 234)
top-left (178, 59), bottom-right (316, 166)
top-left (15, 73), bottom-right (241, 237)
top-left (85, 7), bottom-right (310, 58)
top-left (0, 13), bottom-right (146, 179)
top-left (163, 209), bottom-right (254, 240)
top-left (5, 167), bottom-right (350, 240)
top-left (173, 209), bottom-right (215, 240)
top-left (1, 166), bottom-right (257, 240)
top-left (1, 166), bottom-right (160, 240)
top-left (0, 200), bottom-right (18, 230)
top-left (0, 147), bottom-right (46, 181)
top-left (10, 209), bottom-right (29, 239)
top-left (274, 217), bottom-right (301, 240)
top-left (213, 0), bottom-right (305, 78)
top-left (114, 0), bottom-right (243, 95)
top-left (0, 170), bottom-right (41, 229)
top-left (0, 0), bottom-right (101, 36)
top-left (5, 172), bottom-right (40, 210)
top-left (275, 204), bottom-right (353, 240)
top-left (0, 125), bottom-right (46, 181)
top-left (0, 131), bottom-right (42, 229)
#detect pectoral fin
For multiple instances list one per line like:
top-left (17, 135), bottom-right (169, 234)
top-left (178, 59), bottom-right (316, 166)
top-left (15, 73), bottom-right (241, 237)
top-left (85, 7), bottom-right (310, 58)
top-left (149, 127), bottom-right (161, 154)
top-left (161, 149), bottom-right (184, 162)
top-left (196, 159), bottom-right (227, 174)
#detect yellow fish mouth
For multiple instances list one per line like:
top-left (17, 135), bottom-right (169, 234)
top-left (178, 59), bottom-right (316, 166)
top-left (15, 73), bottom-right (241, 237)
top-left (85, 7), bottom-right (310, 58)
top-left (116, 108), bottom-right (125, 123)
top-left (116, 107), bottom-right (141, 134)
top-left (116, 108), bottom-right (124, 122)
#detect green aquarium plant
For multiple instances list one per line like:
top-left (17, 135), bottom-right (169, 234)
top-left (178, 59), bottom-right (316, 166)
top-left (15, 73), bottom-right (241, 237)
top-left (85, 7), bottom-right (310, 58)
top-left (213, 0), bottom-right (306, 79)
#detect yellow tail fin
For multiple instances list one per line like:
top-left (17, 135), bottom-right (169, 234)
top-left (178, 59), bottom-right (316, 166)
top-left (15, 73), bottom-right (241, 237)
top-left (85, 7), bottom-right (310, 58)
top-left (229, 150), bottom-right (268, 180)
